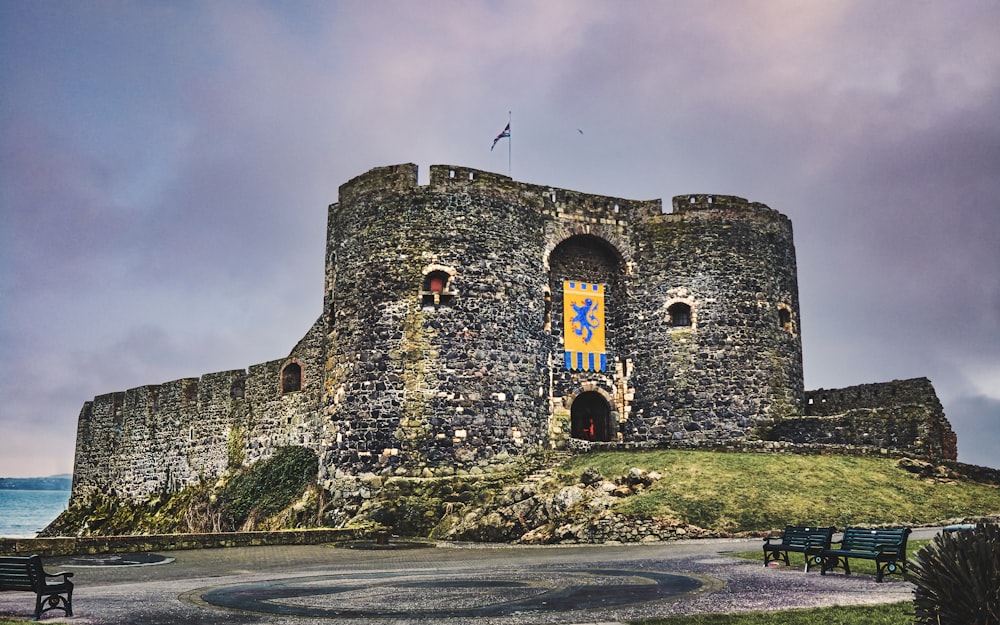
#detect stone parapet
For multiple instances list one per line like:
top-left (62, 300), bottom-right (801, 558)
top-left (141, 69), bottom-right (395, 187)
top-left (0, 528), bottom-right (371, 557)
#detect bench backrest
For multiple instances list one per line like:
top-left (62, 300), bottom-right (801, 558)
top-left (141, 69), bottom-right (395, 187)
top-left (841, 527), bottom-right (911, 556)
top-left (781, 525), bottom-right (835, 549)
top-left (0, 556), bottom-right (45, 592)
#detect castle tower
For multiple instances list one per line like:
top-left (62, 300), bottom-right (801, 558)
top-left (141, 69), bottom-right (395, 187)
top-left (625, 194), bottom-right (804, 442)
top-left (321, 165), bottom-right (804, 474)
top-left (322, 165), bottom-right (552, 474)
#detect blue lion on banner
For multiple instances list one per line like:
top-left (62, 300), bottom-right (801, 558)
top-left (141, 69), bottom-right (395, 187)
top-left (571, 298), bottom-right (600, 343)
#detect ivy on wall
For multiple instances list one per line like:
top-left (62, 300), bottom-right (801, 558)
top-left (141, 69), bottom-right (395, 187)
top-left (221, 445), bottom-right (319, 529)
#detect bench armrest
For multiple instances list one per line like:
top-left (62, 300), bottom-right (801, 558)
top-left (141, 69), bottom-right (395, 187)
top-left (44, 570), bottom-right (73, 579)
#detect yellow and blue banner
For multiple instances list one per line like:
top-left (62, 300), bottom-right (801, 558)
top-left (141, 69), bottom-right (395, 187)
top-left (563, 280), bottom-right (606, 371)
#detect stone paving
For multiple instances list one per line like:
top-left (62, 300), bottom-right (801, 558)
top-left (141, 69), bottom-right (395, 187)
top-left (0, 530), bottom-right (933, 625)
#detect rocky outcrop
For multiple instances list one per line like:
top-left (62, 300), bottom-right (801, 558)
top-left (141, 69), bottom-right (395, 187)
top-left (437, 465), bottom-right (722, 544)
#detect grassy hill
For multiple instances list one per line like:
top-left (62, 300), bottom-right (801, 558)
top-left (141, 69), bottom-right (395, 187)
top-left (551, 450), bottom-right (1000, 533)
top-left (419, 450), bottom-right (1000, 542)
top-left (42, 448), bottom-right (1000, 542)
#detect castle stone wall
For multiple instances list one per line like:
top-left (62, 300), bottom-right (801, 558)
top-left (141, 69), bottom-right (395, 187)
top-left (69, 318), bottom-right (327, 503)
top-left (242, 318), bottom-right (327, 471)
top-left (324, 164), bottom-right (551, 475)
top-left (805, 377), bottom-right (943, 416)
top-left (625, 195), bottom-right (803, 443)
top-left (777, 377), bottom-right (958, 460)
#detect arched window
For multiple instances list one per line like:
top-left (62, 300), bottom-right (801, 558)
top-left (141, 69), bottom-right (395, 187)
top-left (421, 269), bottom-right (455, 307)
top-left (281, 362), bottom-right (302, 393)
top-left (668, 302), bottom-right (692, 327)
top-left (778, 308), bottom-right (791, 331)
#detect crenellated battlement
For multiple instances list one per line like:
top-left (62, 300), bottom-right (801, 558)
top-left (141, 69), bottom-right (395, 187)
top-left (673, 193), bottom-right (760, 212)
top-left (666, 193), bottom-right (792, 227)
top-left (337, 163), bottom-right (419, 205)
top-left (339, 163), bottom-right (671, 226)
top-left (428, 164), bottom-right (513, 189)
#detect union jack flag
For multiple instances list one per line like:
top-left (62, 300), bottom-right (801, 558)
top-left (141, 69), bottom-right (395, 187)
top-left (491, 123), bottom-right (510, 151)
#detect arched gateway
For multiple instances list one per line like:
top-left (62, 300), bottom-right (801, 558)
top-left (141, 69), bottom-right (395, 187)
top-left (570, 391), bottom-right (613, 441)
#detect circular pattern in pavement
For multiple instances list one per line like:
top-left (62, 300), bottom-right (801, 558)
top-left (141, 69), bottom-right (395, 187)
top-left (193, 567), bottom-right (704, 619)
top-left (56, 552), bottom-right (174, 567)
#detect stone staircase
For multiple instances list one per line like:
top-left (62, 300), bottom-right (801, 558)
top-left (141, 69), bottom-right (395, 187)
top-left (521, 451), bottom-right (573, 488)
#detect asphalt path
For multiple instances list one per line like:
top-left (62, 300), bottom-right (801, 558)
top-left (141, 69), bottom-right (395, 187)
top-left (0, 528), bottom-right (937, 625)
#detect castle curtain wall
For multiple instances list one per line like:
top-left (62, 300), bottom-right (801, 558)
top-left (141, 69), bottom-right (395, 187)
top-left (68, 322), bottom-right (326, 504)
top-left (70, 375), bottom-right (233, 503)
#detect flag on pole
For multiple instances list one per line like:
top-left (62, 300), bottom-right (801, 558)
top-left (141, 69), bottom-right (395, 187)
top-left (491, 122), bottom-right (510, 151)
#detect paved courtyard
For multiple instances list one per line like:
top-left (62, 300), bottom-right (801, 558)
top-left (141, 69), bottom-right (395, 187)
top-left (0, 530), bottom-right (932, 624)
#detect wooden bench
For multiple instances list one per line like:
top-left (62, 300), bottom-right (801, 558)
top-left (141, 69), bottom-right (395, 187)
top-left (0, 555), bottom-right (74, 620)
top-left (762, 525), bottom-right (835, 572)
top-left (820, 526), bottom-right (911, 582)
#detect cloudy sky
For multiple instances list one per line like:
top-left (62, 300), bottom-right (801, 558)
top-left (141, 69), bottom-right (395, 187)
top-left (2, 1), bottom-right (998, 477)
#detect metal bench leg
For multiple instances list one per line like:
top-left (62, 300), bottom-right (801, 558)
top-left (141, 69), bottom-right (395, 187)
top-left (877, 560), bottom-right (903, 583)
top-left (804, 553), bottom-right (822, 572)
top-left (33, 591), bottom-right (71, 620)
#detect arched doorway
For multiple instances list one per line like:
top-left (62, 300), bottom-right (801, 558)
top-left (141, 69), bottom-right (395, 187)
top-left (570, 391), bottom-right (613, 441)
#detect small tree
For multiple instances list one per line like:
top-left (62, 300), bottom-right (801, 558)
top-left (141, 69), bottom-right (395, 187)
top-left (908, 524), bottom-right (1000, 625)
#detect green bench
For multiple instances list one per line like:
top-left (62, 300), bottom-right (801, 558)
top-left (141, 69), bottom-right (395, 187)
top-left (820, 526), bottom-right (911, 582)
top-left (0, 555), bottom-right (74, 620)
top-left (762, 525), bottom-right (835, 572)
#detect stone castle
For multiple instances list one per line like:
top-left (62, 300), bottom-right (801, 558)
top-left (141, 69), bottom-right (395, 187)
top-left (67, 164), bottom-right (957, 506)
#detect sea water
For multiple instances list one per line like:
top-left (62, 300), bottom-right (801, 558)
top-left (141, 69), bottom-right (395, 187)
top-left (0, 490), bottom-right (70, 537)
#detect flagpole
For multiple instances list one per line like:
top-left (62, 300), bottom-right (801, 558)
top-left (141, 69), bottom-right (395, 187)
top-left (507, 110), bottom-right (512, 178)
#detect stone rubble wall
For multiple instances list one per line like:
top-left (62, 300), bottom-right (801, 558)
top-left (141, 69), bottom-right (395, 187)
top-left (0, 528), bottom-right (368, 557)
top-left (558, 514), bottom-right (719, 543)
top-left (774, 377), bottom-right (957, 460)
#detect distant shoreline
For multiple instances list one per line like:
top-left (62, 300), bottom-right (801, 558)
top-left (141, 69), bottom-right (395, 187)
top-left (0, 476), bottom-right (72, 491)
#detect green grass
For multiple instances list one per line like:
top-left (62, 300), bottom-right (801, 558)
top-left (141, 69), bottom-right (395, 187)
top-left (630, 601), bottom-right (913, 624)
top-left (560, 450), bottom-right (1000, 532)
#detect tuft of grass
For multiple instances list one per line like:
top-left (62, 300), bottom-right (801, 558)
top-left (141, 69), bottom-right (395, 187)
top-left (561, 450), bottom-right (1000, 532)
top-left (630, 601), bottom-right (913, 624)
